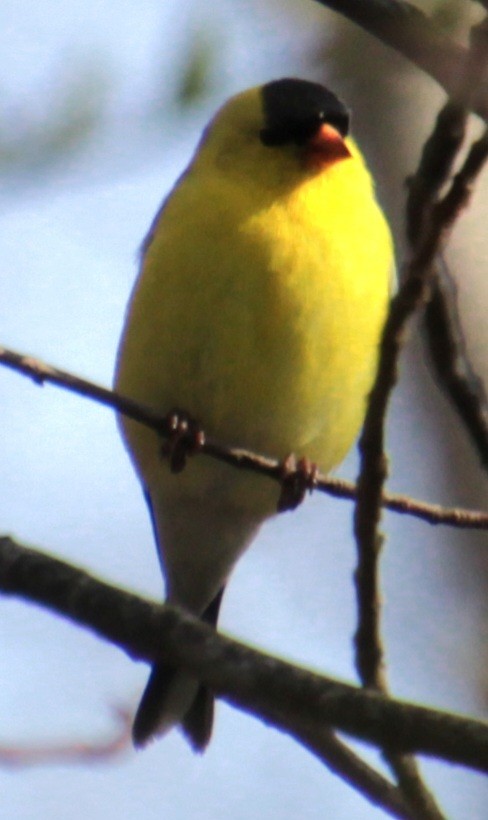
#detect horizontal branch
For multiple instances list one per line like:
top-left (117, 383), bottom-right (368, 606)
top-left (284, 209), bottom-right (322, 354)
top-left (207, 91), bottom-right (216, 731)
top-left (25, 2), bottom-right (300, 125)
top-left (0, 345), bottom-right (486, 531)
top-left (1, 535), bottom-right (486, 774)
top-left (314, 0), bottom-right (488, 121)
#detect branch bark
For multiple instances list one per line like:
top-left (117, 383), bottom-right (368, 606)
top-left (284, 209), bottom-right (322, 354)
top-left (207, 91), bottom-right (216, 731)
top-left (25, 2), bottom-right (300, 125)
top-left (0, 345), bottom-right (486, 531)
top-left (0, 536), bottom-right (487, 775)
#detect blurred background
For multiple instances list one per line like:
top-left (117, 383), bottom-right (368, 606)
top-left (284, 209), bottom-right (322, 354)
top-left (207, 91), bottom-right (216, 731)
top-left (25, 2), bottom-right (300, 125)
top-left (0, 1), bottom-right (487, 817)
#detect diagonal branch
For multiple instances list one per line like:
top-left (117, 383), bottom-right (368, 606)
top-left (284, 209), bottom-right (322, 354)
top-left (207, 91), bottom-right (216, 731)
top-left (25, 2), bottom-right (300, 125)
top-left (0, 535), bottom-right (487, 776)
top-left (423, 260), bottom-right (488, 469)
top-left (421, 180), bottom-right (488, 474)
top-left (295, 725), bottom-right (416, 819)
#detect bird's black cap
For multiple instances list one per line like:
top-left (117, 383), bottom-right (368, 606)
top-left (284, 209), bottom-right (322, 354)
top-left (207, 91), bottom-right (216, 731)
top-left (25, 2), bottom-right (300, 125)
top-left (260, 78), bottom-right (350, 147)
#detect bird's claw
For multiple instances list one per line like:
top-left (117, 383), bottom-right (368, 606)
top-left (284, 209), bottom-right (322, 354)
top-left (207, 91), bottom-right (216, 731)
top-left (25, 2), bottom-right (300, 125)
top-left (161, 409), bottom-right (205, 473)
top-left (277, 454), bottom-right (318, 512)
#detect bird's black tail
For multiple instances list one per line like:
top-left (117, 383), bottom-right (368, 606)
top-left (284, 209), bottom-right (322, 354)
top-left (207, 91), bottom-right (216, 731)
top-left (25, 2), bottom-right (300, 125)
top-left (132, 587), bottom-right (225, 751)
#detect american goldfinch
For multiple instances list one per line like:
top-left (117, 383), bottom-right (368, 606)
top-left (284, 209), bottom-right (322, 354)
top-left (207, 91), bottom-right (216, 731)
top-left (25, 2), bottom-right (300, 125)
top-left (115, 78), bottom-right (393, 751)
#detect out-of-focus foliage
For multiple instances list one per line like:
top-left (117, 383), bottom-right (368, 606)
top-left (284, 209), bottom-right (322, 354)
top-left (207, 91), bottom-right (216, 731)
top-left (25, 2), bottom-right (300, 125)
top-left (0, 60), bottom-right (109, 178)
top-left (0, 19), bottom-right (222, 188)
top-left (173, 29), bottom-right (219, 109)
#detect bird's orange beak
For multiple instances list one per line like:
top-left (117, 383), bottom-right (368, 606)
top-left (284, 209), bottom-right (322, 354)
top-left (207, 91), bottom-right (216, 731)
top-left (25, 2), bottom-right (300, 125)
top-left (305, 123), bottom-right (351, 169)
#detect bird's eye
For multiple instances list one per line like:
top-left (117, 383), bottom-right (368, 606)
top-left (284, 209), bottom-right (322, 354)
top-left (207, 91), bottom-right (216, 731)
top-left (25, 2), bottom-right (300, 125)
top-left (259, 110), bottom-right (349, 148)
top-left (326, 112), bottom-right (349, 138)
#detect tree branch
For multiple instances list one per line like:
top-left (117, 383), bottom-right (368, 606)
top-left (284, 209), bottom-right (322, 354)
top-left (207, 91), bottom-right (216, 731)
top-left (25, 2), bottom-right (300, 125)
top-left (0, 535), bottom-right (487, 775)
top-left (0, 345), bottom-right (486, 531)
top-left (409, 101), bottom-right (488, 471)
top-left (313, 3), bottom-right (488, 479)
top-left (294, 725), bottom-right (416, 819)
top-left (350, 16), bottom-right (488, 815)
top-left (423, 261), bottom-right (488, 469)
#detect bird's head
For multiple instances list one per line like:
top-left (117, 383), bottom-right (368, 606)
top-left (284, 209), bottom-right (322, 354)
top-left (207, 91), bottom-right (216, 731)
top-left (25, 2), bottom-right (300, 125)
top-left (191, 78), bottom-right (355, 191)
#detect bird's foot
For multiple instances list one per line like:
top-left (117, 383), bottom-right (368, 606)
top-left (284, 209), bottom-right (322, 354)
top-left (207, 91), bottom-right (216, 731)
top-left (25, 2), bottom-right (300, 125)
top-left (161, 409), bottom-right (205, 473)
top-left (277, 454), bottom-right (318, 512)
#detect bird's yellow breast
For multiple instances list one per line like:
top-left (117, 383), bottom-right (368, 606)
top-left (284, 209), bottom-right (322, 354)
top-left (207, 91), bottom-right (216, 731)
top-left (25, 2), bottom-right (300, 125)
top-left (116, 142), bottom-right (392, 502)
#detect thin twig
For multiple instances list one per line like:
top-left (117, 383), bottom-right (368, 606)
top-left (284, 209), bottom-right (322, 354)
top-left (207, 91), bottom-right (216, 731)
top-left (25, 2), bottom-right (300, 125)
top-left (0, 535), bottom-right (487, 775)
top-left (327, 478), bottom-right (488, 529)
top-left (353, 32), bottom-right (488, 689)
top-left (403, 31), bottom-right (488, 472)
top-left (406, 103), bottom-right (468, 244)
top-left (351, 17), bottom-right (488, 817)
top-left (0, 345), bottom-right (486, 530)
top-left (316, 1), bottom-right (488, 475)
top-left (277, 722), bottom-right (415, 820)
top-left (354, 149), bottom-right (488, 681)
top-left (402, 17), bottom-right (488, 468)
top-left (420, 130), bottom-right (488, 471)
top-left (423, 260), bottom-right (488, 469)
top-left (0, 706), bottom-right (132, 767)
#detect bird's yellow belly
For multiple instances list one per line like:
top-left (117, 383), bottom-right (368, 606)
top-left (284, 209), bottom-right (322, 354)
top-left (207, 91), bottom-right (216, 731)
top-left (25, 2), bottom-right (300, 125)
top-left (116, 179), bottom-right (391, 506)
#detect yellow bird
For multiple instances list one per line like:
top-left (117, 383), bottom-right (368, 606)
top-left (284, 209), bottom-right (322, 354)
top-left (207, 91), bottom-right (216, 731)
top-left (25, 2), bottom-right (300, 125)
top-left (115, 78), bottom-right (393, 751)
